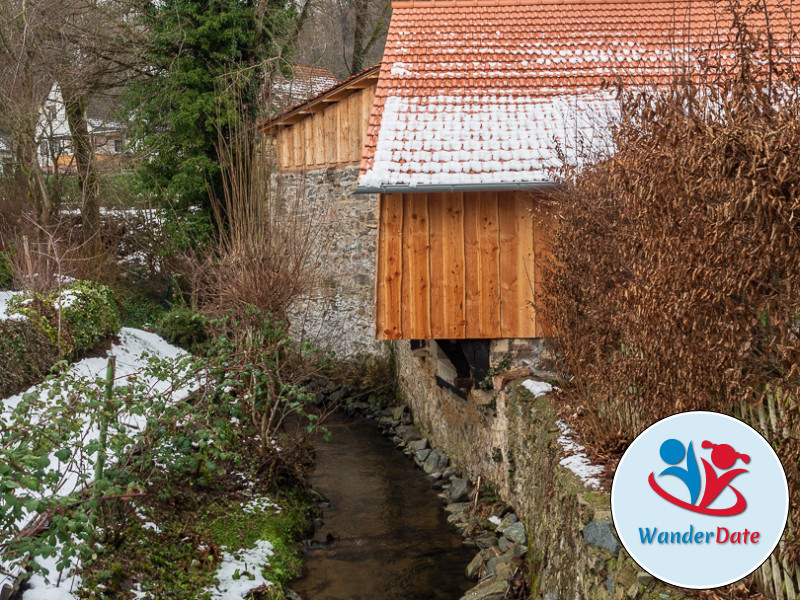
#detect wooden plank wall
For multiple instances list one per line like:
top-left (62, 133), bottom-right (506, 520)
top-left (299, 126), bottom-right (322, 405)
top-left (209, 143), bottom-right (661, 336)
top-left (376, 191), bottom-right (549, 340)
top-left (274, 83), bottom-right (376, 171)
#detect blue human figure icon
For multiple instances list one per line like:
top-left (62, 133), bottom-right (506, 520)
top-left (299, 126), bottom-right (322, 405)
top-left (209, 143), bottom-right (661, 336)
top-left (658, 439), bottom-right (701, 505)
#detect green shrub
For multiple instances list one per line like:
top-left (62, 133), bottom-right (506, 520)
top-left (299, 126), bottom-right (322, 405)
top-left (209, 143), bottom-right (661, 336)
top-left (56, 281), bottom-right (121, 357)
top-left (0, 281), bottom-right (122, 397)
top-left (10, 281), bottom-right (121, 359)
top-left (156, 307), bottom-right (209, 353)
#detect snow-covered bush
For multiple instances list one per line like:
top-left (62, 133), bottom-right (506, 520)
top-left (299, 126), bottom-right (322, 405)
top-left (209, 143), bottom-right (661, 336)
top-left (8, 280), bottom-right (120, 360)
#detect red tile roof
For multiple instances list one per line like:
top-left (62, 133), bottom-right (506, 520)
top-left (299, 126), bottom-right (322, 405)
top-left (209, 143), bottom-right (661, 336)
top-left (359, 0), bottom-right (799, 190)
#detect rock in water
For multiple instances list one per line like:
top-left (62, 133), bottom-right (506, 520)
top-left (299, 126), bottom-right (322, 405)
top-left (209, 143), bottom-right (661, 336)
top-left (465, 548), bottom-right (494, 580)
top-left (396, 424), bottom-right (423, 442)
top-left (423, 449), bottom-right (449, 474)
top-left (407, 438), bottom-right (429, 453)
top-left (449, 477), bottom-right (472, 502)
top-left (495, 514), bottom-right (519, 534)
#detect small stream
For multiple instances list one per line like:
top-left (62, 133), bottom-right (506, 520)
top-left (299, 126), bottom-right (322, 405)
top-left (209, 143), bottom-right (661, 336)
top-left (292, 413), bottom-right (474, 600)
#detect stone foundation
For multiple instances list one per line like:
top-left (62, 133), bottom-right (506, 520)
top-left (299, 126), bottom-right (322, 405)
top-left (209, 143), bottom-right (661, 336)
top-left (393, 339), bottom-right (685, 600)
top-left (272, 166), bottom-right (384, 358)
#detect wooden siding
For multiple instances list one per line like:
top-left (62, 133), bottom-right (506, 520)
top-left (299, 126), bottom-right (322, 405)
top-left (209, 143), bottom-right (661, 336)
top-left (376, 191), bottom-right (549, 340)
top-left (273, 82), bottom-right (376, 171)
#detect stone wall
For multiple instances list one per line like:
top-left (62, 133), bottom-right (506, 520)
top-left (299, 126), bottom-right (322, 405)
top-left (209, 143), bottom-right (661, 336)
top-left (272, 166), bottom-right (384, 358)
top-left (393, 340), bottom-right (686, 600)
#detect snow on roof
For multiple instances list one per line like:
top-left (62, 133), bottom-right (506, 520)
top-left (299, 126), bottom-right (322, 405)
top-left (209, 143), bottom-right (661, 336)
top-left (272, 66), bottom-right (339, 111)
top-left (359, 0), bottom-right (799, 190)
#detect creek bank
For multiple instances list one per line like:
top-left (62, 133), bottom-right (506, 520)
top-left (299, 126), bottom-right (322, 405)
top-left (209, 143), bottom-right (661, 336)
top-left (338, 396), bottom-right (530, 600)
top-left (291, 412), bottom-right (474, 600)
top-left (392, 340), bottom-right (688, 600)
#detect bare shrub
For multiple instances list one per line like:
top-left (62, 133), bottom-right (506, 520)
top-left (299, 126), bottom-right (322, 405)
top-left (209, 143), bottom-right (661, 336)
top-left (543, 4), bottom-right (800, 565)
top-left (198, 93), bottom-right (328, 319)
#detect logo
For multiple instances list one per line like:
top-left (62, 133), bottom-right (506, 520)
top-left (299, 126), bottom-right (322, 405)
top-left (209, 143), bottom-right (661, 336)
top-left (648, 439), bottom-right (749, 516)
top-left (611, 411), bottom-right (788, 589)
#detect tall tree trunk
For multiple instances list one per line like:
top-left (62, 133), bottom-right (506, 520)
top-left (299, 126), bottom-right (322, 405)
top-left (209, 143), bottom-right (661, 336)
top-left (13, 118), bottom-right (51, 228)
top-left (350, 0), bottom-right (367, 75)
top-left (63, 88), bottom-right (100, 247)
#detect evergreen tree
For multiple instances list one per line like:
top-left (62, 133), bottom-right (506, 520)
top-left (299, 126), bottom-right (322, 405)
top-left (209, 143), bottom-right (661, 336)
top-left (128, 0), bottom-right (296, 214)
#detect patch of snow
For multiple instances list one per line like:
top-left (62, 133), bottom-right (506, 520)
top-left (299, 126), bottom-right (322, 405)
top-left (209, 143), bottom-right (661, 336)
top-left (208, 540), bottom-right (275, 600)
top-left (54, 290), bottom-right (80, 309)
top-left (522, 379), bottom-right (555, 398)
top-left (130, 584), bottom-right (148, 599)
top-left (555, 420), bottom-right (603, 490)
top-left (0, 290), bottom-right (24, 320)
top-left (243, 497), bottom-right (280, 514)
top-left (488, 515), bottom-right (502, 526)
top-left (1, 327), bottom-right (192, 597)
top-left (16, 552), bottom-right (81, 600)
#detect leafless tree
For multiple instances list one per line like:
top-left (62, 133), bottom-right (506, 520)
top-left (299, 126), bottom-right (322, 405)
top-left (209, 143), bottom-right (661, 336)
top-left (296, 0), bottom-right (389, 78)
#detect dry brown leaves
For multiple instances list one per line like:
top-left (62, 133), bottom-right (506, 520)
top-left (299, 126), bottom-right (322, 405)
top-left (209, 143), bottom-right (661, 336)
top-left (541, 9), bottom-right (800, 573)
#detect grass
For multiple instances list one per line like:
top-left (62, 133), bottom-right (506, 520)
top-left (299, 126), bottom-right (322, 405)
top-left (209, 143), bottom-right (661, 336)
top-left (80, 457), bottom-right (316, 600)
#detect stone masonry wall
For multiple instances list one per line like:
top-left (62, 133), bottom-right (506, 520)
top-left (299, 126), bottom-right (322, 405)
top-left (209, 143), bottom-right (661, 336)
top-left (272, 166), bottom-right (384, 358)
top-left (393, 340), bottom-right (686, 600)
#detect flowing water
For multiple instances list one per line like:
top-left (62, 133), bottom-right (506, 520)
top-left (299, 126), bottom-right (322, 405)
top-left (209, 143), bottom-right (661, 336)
top-left (292, 413), bottom-right (474, 600)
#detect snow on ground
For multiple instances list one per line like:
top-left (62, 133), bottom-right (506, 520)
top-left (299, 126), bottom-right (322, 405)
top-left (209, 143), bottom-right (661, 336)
top-left (0, 290), bottom-right (23, 320)
top-left (522, 379), bottom-right (603, 490)
top-left (207, 540), bottom-right (275, 600)
top-left (0, 327), bottom-right (191, 599)
top-left (20, 553), bottom-right (82, 600)
top-left (242, 496), bottom-right (281, 514)
top-left (0, 321), bottom-right (282, 599)
top-left (522, 379), bottom-right (555, 398)
top-left (555, 420), bottom-right (603, 490)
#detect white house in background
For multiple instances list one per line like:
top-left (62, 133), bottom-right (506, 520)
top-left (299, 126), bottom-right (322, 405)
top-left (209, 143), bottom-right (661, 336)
top-left (0, 133), bottom-right (12, 174)
top-left (37, 85), bottom-right (127, 174)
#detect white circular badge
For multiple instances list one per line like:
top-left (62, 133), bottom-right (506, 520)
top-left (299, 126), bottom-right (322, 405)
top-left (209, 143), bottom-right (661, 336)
top-left (611, 411), bottom-right (788, 589)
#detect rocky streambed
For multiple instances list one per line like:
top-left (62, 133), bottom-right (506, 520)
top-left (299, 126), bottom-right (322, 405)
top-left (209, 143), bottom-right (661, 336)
top-left (377, 405), bottom-right (530, 600)
top-left (295, 395), bottom-right (531, 600)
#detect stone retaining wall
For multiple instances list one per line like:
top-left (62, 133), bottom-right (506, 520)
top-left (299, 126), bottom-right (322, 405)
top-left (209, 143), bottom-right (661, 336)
top-left (271, 166), bottom-right (384, 358)
top-left (394, 340), bottom-right (686, 600)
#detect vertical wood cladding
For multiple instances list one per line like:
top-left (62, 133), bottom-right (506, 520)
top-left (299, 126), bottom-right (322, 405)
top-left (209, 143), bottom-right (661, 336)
top-left (376, 191), bottom-right (548, 340)
top-left (273, 83), bottom-right (377, 170)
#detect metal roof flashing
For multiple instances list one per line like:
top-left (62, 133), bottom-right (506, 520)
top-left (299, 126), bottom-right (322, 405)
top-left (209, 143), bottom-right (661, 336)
top-left (353, 181), bottom-right (559, 194)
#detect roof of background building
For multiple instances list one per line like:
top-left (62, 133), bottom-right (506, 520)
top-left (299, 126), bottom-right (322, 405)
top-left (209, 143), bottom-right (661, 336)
top-left (358, 0), bottom-right (798, 191)
top-left (260, 64), bottom-right (380, 131)
top-left (271, 66), bottom-right (340, 112)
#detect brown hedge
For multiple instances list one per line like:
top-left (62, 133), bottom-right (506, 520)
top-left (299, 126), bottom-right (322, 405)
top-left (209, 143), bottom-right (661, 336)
top-left (543, 20), bottom-right (800, 564)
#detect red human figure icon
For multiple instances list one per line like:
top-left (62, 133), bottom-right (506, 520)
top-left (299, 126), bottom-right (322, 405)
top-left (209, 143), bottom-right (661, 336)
top-left (698, 441), bottom-right (750, 510)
